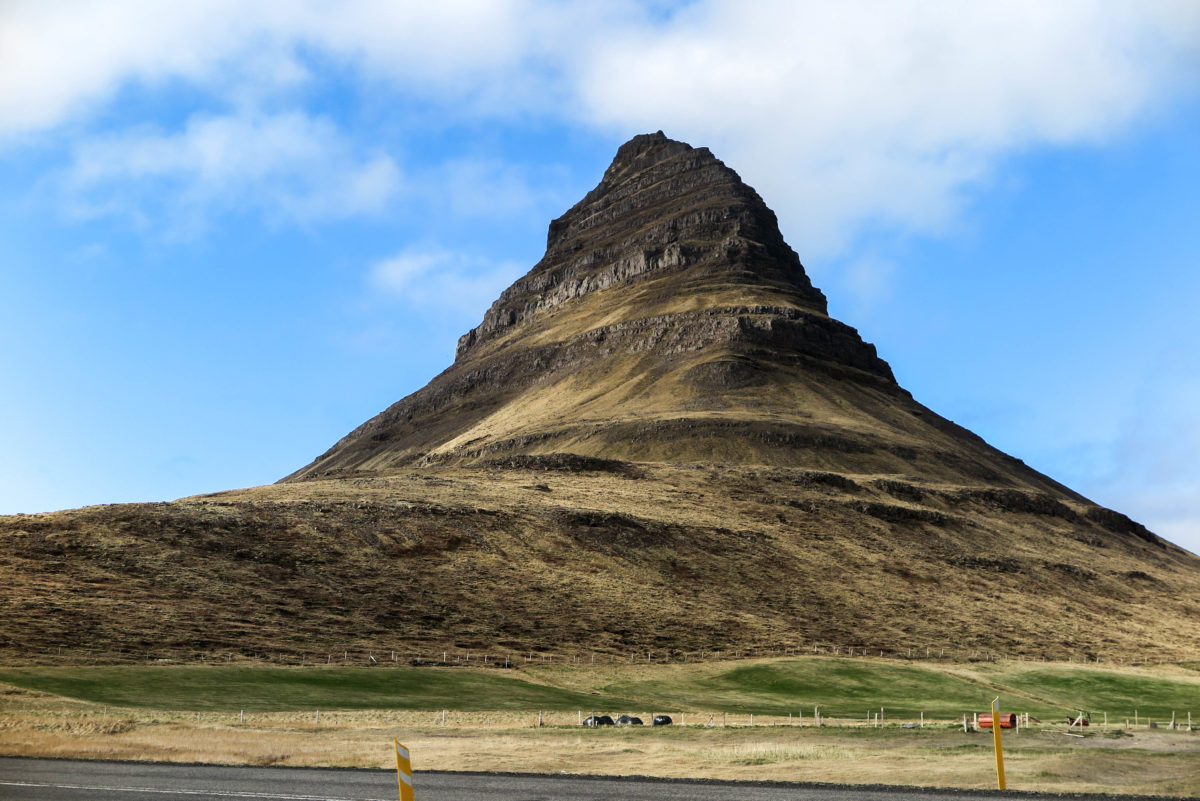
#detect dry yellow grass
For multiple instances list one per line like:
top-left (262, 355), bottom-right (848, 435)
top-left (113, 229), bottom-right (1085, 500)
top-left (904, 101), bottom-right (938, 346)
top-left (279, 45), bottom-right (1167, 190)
top-left (2, 683), bottom-right (1197, 797)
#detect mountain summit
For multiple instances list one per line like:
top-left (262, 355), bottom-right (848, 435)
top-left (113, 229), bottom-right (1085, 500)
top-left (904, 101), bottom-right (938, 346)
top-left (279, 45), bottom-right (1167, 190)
top-left (288, 133), bottom-right (1058, 495)
top-left (4, 133), bottom-right (1196, 664)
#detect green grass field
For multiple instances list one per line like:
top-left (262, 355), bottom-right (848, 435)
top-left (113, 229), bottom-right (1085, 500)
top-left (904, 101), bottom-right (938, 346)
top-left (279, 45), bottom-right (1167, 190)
top-left (594, 659), bottom-right (1198, 720)
top-left (990, 666), bottom-right (1200, 720)
top-left (597, 659), bottom-right (996, 718)
top-left (0, 665), bottom-right (640, 711)
top-left (0, 657), bottom-right (1195, 720)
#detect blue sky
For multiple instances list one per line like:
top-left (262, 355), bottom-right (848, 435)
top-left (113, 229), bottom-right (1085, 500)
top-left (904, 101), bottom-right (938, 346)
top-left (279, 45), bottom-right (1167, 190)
top-left (2, 1), bottom-right (1198, 555)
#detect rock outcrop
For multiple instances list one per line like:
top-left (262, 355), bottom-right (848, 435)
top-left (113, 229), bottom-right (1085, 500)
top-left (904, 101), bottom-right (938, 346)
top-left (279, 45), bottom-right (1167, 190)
top-left (457, 131), bottom-right (828, 356)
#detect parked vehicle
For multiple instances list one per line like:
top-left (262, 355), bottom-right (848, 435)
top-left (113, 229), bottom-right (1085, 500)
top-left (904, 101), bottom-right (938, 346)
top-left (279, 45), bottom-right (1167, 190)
top-left (583, 715), bottom-right (615, 726)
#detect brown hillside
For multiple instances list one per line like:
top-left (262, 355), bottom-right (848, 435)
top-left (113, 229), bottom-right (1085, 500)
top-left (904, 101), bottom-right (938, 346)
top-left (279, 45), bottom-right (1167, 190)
top-left (1, 133), bottom-right (1197, 664)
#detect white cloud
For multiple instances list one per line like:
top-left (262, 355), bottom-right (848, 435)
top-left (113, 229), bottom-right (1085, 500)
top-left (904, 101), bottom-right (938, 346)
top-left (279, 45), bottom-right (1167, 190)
top-left (1069, 369), bottom-right (1200, 556)
top-left (1099, 378), bottom-right (1200, 553)
top-left (424, 157), bottom-right (570, 220)
top-left (840, 253), bottom-right (897, 309)
top-left (575, 0), bottom-right (1200, 258)
top-left (310, 0), bottom-right (555, 111)
top-left (59, 111), bottom-right (400, 234)
top-left (0, 1), bottom-right (302, 141)
top-left (369, 247), bottom-right (524, 316)
top-left (0, 0), bottom-right (599, 141)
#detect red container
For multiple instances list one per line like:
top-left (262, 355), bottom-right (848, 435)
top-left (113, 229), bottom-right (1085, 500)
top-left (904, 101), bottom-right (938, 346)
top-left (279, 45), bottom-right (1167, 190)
top-left (979, 712), bottom-right (1017, 729)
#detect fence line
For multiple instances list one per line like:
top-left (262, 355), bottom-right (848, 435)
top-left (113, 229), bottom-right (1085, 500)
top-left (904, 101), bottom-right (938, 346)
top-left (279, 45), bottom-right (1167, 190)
top-left (15, 641), bottom-right (1192, 669)
top-left (17, 704), bottom-right (1195, 735)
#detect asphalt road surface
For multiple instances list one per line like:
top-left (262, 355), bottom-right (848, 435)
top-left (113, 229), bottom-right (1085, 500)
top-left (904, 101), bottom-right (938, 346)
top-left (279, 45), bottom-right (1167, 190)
top-left (0, 756), bottom-right (1173, 801)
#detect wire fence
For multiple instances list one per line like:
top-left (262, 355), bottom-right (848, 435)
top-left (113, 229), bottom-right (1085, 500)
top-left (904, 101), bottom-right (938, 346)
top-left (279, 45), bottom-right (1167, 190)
top-left (18, 641), bottom-right (1192, 668)
top-left (9, 705), bottom-right (1194, 734)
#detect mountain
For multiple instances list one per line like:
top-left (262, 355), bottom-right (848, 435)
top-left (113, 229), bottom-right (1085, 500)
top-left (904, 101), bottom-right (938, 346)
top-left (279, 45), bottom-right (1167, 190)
top-left (2, 133), bottom-right (1197, 664)
top-left (286, 133), bottom-right (1074, 495)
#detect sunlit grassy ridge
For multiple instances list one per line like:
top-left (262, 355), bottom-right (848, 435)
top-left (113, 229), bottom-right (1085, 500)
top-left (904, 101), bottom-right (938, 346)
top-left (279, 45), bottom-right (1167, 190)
top-left (597, 659), bottom-right (1005, 718)
top-left (2, 657), bottom-right (1195, 720)
top-left (992, 666), bottom-right (1200, 719)
top-left (590, 658), bottom-right (1199, 720)
top-left (0, 665), bottom-right (639, 711)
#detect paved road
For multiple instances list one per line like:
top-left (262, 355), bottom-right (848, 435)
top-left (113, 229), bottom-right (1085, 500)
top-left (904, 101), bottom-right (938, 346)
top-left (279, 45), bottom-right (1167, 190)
top-left (0, 756), bottom-right (1176, 801)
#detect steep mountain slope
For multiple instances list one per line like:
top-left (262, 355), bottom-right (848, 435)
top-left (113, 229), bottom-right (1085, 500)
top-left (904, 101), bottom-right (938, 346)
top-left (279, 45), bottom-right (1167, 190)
top-left (285, 134), bottom-right (1079, 500)
top-left (1, 133), bottom-right (1197, 664)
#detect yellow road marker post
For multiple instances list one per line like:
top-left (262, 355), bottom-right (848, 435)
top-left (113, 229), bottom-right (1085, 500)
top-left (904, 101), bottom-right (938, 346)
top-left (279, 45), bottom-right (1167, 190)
top-left (394, 740), bottom-right (414, 801)
top-left (991, 698), bottom-right (1006, 790)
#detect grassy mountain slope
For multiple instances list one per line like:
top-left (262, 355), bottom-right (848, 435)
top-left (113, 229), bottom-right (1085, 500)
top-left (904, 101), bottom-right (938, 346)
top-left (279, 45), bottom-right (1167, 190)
top-left (3, 460), bottom-right (1196, 662)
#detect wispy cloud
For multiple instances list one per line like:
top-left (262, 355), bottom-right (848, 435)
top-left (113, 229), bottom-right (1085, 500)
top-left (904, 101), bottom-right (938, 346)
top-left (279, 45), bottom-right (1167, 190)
top-left (1082, 374), bottom-right (1200, 554)
top-left (0, 0), bottom-right (590, 142)
top-left (368, 246), bottom-right (524, 317)
top-left (0, 1), bottom-right (304, 141)
top-left (427, 157), bottom-right (568, 220)
top-left (839, 253), bottom-right (897, 311)
top-left (58, 111), bottom-right (400, 235)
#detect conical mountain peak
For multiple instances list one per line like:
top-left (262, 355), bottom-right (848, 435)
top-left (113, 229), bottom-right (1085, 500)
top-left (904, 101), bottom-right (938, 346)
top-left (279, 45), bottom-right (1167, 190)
top-left (286, 133), bottom-right (1054, 494)
top-left (457, 132), bottom-right (827, 360)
